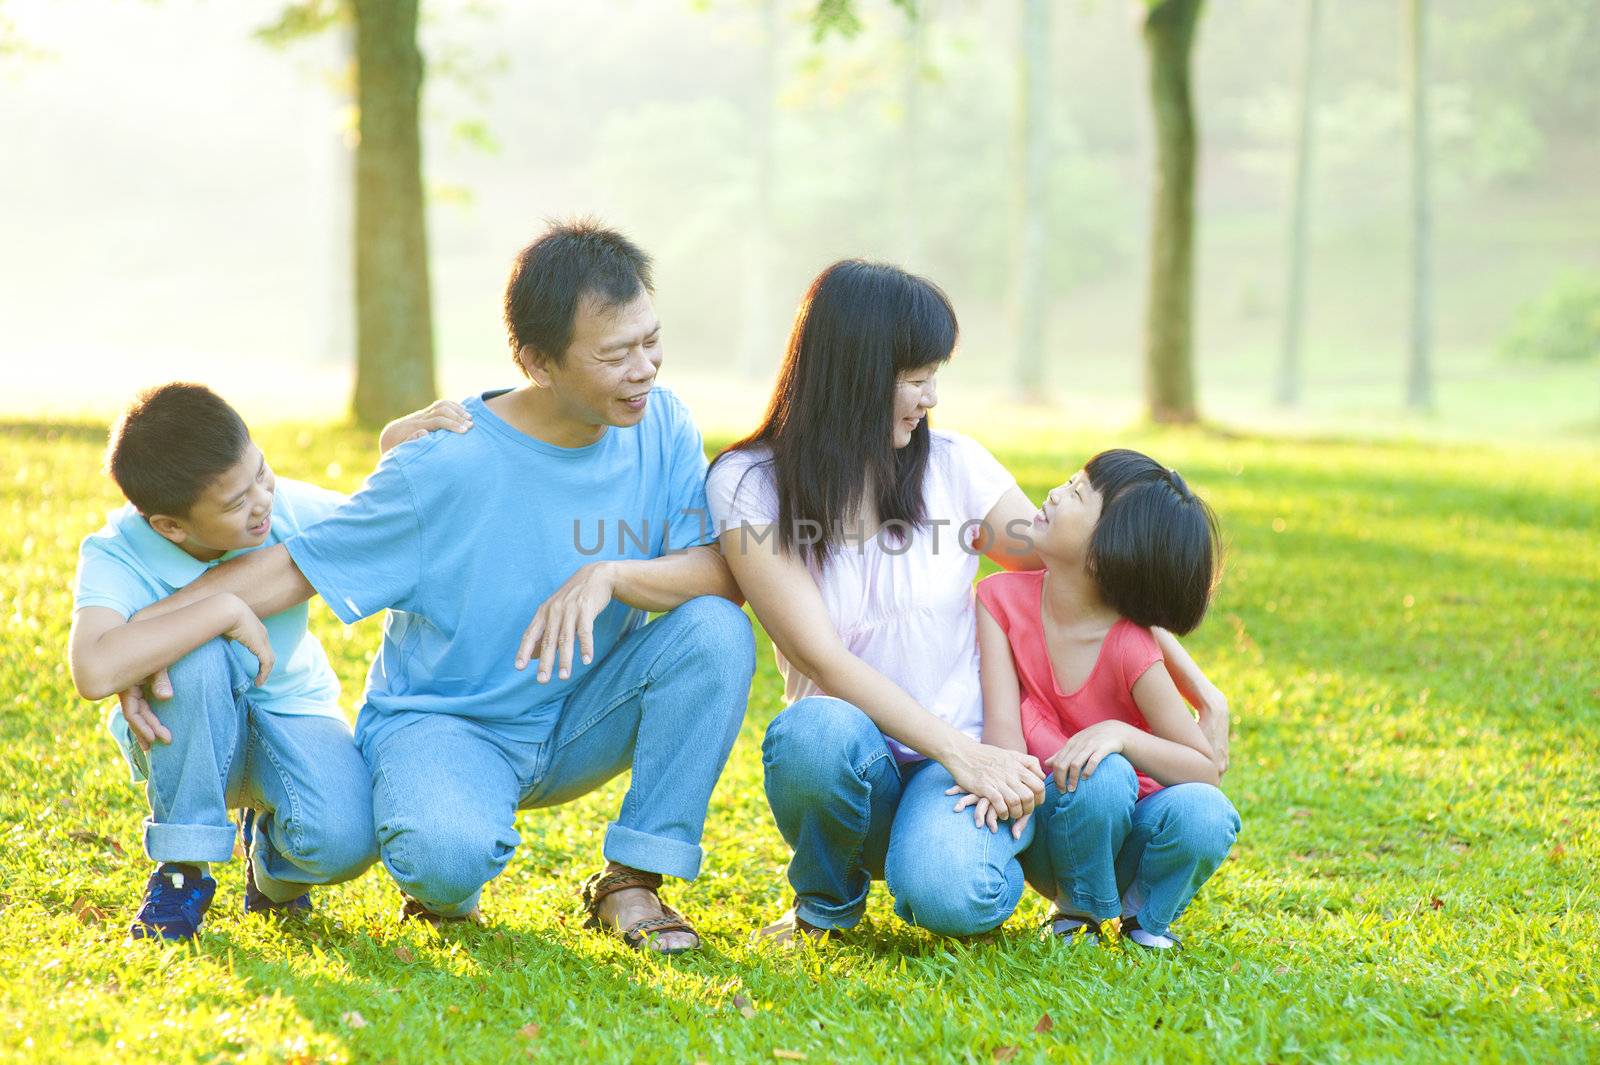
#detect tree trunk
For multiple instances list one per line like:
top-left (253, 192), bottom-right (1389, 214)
top-left (351, 0), bottom-right (436, 426)
top-left (1141, 0), bottom-right (1203, 424)
top-left (1404, 0), bottom-right (1433, 411)
top-left (1014, 0), bottom-right (1050, 402)
top-left (1277, 0), bottom-right (1321, 407)
top-left (896, 7), bottom-right (926, 268)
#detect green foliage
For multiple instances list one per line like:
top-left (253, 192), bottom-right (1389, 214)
top-left (2, 415), bottom-right (1598, 1061)
top-left (809, 0), bottom-right (917, 42)
top-left (1499, 272), bottom-right (1600, 364)
top-left (253, 0), bottom-right (348, 49)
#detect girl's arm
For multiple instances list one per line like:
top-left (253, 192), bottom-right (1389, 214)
top-left (1152, 626), bottom-right (1231, 773)
top-left (976, 602), bottom-right (1026, 753)
top-left (1046, 660), bottom-right (1220, 792)
top-left (720, 523), bottom-right (1045, 822)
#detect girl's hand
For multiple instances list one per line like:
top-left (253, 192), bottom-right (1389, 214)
top-left (379, 399), bottom-right (473, 453)
top-left (941, 740), bottom-right (1046, 829)
top-left (1046, 721), bottom-right (1132, 793)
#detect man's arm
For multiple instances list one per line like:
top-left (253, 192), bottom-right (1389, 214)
top-left (512, 545), bottom-right (739, 683)
top-left (132, 544), bottom-right (316, 625)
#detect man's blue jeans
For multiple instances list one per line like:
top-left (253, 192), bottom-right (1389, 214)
top-left (762, 696), bottom-right (1036, 937)
top-left (116, 637), bottom-right (378, 901)
top-left (1019, 753), bottom-right (1240, 937)
top-left (366, 596), bottom-right (755, 918)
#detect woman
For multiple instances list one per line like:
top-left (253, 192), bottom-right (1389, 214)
top-left (707, 260), bottom-right (1227, 941)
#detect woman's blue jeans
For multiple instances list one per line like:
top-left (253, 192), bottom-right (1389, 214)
top-left (762, 696), bottom-right (1035, 937)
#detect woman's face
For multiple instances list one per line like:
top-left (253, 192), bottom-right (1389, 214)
top-left (891, 363), bottom-right (941, 449)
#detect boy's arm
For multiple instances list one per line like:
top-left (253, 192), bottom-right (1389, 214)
top-left (1152, 626), bottom-right (1231, 773)
top-left (512, 546), bottom-right (741, 683)
top-left (378, 399), bottom-right (473, 455)
top-left (70, 598), bottom-right (272, 746)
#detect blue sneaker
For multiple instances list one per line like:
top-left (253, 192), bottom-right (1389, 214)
top-left (130, 863), bottom-right (217, 940)
top-left (240, 808), bottom-right (312, 916)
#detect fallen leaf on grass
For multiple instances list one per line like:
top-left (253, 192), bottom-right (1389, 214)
top-left (773, 1051), bottom-right (806, 1061)
top-left (71, 896), bottom-right (108, 924)
top-left (993, 1047), bottom-right (1018, 1062)
top-left (341, 1011), bottom-right (369, 1030)
top-left (68, 830), bottom-right (124, 855)
top-left (518, 1023), bottom-right (541, 1040)
top-left (393, 946), bottom-right (415, 963)
top-left (1548, 844), bottom-right (1566, 860)
top-left (734, 993), bottom-right (756, 1019)
top-left (1034, 1013), bottom-right (1054, 1034)
top-left (1430, 896), bottom-right (1444, 910)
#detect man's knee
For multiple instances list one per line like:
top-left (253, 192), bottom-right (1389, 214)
top-left (665, 596), bottom-right (755, 675)
top-left (379, 818), bottom-right (515, 908)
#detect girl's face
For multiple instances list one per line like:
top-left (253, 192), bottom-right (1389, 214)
top-left (891, 363), bottom-right (940, 449)
top-left (1031, 468), bottom-right (1103, 564)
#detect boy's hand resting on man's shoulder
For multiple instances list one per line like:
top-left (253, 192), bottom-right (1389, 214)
top-left (379, 399), bottom-right (473, 454)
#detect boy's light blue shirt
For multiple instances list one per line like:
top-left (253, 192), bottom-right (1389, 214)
top-left (283, 386), bottom-right (715, 755)
top-left (72, 477), bottom-right (348, 724)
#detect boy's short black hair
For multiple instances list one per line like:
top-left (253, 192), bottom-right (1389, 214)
top-left (1084, 448), bottom-right (1220, 636)
top-left (503, 218), bottom-right (654, 370)
top-left (105, 383), bottom-right (251, 518)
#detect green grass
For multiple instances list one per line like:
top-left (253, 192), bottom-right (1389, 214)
top-left (1, 416), bottom-right (1597, 1063)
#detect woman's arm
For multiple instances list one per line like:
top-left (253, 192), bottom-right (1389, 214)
top-left (721, 523), bottom-right (1045, 821)
top-left (1152, 626), bottom-right (1231, 773)
top-left (974, 487), bottom-right (1044, 572)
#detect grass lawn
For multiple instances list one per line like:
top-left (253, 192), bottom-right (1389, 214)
top-left (1, 415), bottom-right (1597, 1063)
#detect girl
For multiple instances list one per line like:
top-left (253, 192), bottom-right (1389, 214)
top-left (971, 449), bottom-right (1239, 950)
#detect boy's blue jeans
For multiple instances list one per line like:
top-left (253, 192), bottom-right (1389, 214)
top-left (1019, 753), bottom-right (1240, 937)
top-left (762, 696), bottom-right (1036, 937)
top-left (116, 637), bottom-right (378, 901)
top-left (365, 596), bottom-right (755, 918)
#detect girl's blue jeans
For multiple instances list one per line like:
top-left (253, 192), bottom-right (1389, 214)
top-left (1019, 753), bottom-right (1240, 937)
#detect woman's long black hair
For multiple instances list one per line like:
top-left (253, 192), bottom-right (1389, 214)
top-left (712, 259), bottom-right (958, 567)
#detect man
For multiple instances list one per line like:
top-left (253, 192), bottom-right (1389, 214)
top-left (126, 220), bottom-right (755, 952)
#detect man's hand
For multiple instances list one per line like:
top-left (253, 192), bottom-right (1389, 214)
top-left (379, 399), bottom-right (473, 453)
top-left (1046, 720), bottom-right (1133, 793)
top-left (514, 562), bottom-right (617, 683)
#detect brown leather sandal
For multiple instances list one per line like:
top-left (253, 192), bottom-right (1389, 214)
top-left (578, 868), bottom-right (701, 955)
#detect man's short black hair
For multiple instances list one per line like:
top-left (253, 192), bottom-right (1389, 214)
top-left (503, 218), bottom-right (654, 370)
top-left (105, 383), bottom-right (251, 518)
top-left (1084, 448), bottom-right (1221, 636)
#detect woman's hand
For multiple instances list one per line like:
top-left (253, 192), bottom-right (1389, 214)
top-left (379, 399), bottom-right (473, 453)
top-left (940, 740), bottom-right (1046, 830)
top-left (1046, 720), bottom-right (1133, 792)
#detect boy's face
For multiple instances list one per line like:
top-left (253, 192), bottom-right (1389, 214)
top-left (523, 288), bottom-right (663, 431)
top-left (1032, 468), bottom-right (1103, 564)
top-left (147, 442), bottom-right (277, 562)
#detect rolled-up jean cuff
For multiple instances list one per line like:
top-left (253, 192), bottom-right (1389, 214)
top-left (602, 824), bottom-right (702, 881)
top-left (1068, 890), bottom-right (1123, 922)
top-left (795, 898), bottom-right (865, 931)
top-left (249, 850), bottom-right (310, 905)
top-left (144, 819), bottom-right (236, 865)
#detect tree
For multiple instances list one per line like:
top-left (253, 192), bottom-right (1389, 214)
top-left (1014, 0), bottom-right (1050, 402)
top-left (259, 0), bottom-right (437, 427)
top-left (1277, 0), bottom-right (1322, 407)
top-left (739, 0), bottom-right (780, 378)
top-left (1140, 0), bottom-right (1204, 424)
top-left (1404, 0), bottom-right (1433, 412)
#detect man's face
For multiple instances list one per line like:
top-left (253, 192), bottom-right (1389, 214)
top-left (149, 442), bottom-right (277, 562)
top-left (531, 289), bottom-right (663, 429)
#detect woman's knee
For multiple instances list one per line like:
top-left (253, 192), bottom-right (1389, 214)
top-left (890, 858), bottom-right (1021, 938)
top-left (763, 698), bottom-right (882, 793)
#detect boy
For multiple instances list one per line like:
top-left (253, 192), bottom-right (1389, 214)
top-left (68, 383), bottom-right (466, 940)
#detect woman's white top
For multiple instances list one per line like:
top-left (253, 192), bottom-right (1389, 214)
top-left (706, 430), bottom-right (1018, 761)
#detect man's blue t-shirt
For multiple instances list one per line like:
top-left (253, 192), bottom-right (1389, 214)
top-left (72, 478), bottom-right (348, 722)
top-left (284, 386), bottom-right (715, 754)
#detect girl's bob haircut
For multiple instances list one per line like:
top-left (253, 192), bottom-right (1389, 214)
top-left (1084, 448), bottom-right (1221, 635)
